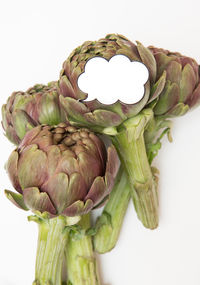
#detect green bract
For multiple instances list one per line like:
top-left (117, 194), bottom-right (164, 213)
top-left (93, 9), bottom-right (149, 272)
top-left (5, 123), bottom-right (119, 217)
top-left (2, 82), bottom-right (66, 145)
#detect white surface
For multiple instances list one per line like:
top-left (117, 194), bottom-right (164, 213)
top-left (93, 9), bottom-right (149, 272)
top-left (0, 0), bottom-right (200, 284)
top-left (78, 55), bottom-right (149, 104)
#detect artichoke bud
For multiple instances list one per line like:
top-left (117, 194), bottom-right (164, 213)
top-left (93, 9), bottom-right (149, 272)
top-left (59, 34), bottom-right (167, 130)
top-left (6, 123), bottom-right (119, 217)
top-left (2, 81), bottom-right (67, 145)
top-left (59, 34), bottom-right (200, 130)
top-left (149, 47), bottom-right (200, 117)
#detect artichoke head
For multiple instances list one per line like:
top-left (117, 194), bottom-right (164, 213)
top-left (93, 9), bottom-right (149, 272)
top-left (149, 46), bottom-right (200, 117)
top-left (5, 123), bottom-right (119, 217)
top-left (59, 34), bottom-right (200, 132)
top-left (59, 34), bottom-right (167, 132)
top-left (2, 82), bottom-right (67, 145)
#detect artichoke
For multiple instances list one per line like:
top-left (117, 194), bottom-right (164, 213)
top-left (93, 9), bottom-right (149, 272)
top-left (2, 82), bottom-right (66, 145)
top-left (59, 34), bottom-right (200, 230)
top-left (149, 46), bottom-right (200, 116)
top-left (144, 47), bottom-right (200, 163)
top-left (59, 34), bottom-right (166, 130)
top-left (5, 123), bottom-right (119, 217)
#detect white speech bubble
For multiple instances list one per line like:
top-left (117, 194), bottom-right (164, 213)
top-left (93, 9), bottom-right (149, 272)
top-left (78, 55), bottom-right (149, 105)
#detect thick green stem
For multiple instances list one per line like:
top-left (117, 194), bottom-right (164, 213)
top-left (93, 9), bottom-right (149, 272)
top-left (66, 214), bottom-right (100, 285)
top-left (111, 109), bottom-right (159, 229)
top-left (33, 216), bottom-right (68, 285)
top-left (93, 166), bottom-right (131, 253)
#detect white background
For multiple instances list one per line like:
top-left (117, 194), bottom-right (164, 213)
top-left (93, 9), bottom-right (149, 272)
top-left (0, 1), bottom-right (200, 284)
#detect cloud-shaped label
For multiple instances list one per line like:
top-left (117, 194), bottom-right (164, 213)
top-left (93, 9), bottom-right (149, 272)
top-left (78, 55), bottom-right (149, 105)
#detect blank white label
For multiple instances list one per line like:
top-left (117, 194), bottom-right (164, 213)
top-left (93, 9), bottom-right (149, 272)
top-left (78, 55), bottom-right (149, 105)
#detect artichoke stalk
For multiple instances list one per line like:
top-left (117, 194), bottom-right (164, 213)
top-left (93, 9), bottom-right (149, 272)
top-left (31, 215), bottom-right (71, 285)
top-left (66, 214), bottom-right (100, 285)
top-left (5, 123), bottom-right (119, 284)
top-left (110, 108), bottom-right (158, 229)
top-left (94, 153), bottom-right (159, 254)
top-left (59, 34), bottom-right (200, 229)
top-left (93, 166), bottom-right (131, 253)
